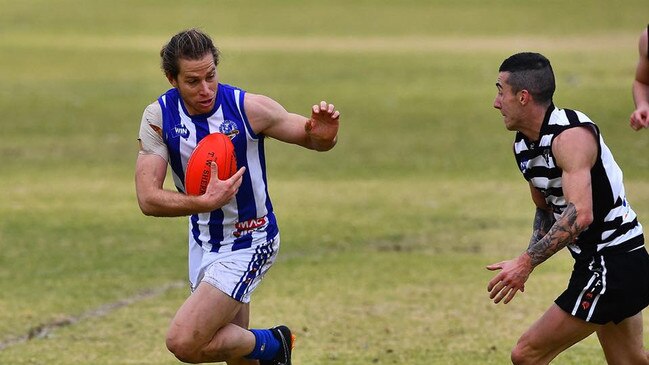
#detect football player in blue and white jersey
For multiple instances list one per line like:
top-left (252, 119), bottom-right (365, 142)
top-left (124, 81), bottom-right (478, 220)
top-left (135, 28), bottom-right (340, 365)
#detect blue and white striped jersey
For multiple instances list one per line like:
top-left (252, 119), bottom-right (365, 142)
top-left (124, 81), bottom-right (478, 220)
top-left (158, 84), bottom-right (279, 254)
top-left (513, 105), bottom-right (644, 259)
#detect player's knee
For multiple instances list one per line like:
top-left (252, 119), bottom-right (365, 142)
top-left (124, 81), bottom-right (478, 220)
top-left (510, 340), bottom-right (539, 365)
top-left (166, 328), bottom-right (232, 363)
top-left (510, 344), bottom-right (526, 365)
top-left (165, 331), bottom-right (201, 363)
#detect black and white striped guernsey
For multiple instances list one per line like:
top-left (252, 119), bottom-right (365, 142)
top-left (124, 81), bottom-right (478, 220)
top-left (513, 105), bottom-right (644, 259)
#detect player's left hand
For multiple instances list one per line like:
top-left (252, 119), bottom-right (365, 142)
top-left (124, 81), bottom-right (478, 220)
top-left (630, 106), bottom-right (649, 131)
top-left (305, 101), bottom-right (340, 143)
top-left (486, 253), bottom-right (534, 304)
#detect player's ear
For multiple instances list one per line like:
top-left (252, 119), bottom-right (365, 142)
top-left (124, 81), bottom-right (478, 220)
top-left (166, 72), bottom-right (178, 88)
top-left (519, 90), bottom-right (530, 105)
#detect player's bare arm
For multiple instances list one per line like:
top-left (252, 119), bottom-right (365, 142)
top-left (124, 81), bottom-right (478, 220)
top-left (631, 27), bottom-right (649, 130)
top-left (526, 203), bottom-right (581, 266)
top-left (525, 126), bottom-right (596, 265)
top-left (527, 186), bottom-right (555, 249)
top-left (487, 126), bottom-right (596, 304)
top-left (245, 93), bottom-right (339, 151)
top-left (486, 204), bottom-right (583, 305)
top-left (528, 208), bottom-right (554, 248)
top-left (486, 188), bottom-right (550, 304)
top-left (135, 153), bottom-right (245, 217)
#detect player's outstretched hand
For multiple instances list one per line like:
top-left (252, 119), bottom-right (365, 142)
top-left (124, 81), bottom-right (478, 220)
top-left (305, 101), bottom-right (340, 148)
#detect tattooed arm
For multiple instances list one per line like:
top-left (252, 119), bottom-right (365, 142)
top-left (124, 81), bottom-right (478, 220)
top-left (528, 186), bottom-right (555, 250)
top-left (526, 203), bottom-right (582, 266)
top-left (526, 126), bottom-right (597, 267)
top-left (487, 126), bottom-right (597, 304)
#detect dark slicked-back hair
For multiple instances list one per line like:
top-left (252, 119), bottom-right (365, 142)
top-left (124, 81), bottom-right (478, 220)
top-left (160, 28), bottom-right (220, 79)
top-left (499, 52), bottom-right (555, 104)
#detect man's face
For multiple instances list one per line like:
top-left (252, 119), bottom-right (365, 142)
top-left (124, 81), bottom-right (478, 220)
top-left (493, 72), bottom-right (522, 131)
top-left (168, 53), bottom-right (218, 116)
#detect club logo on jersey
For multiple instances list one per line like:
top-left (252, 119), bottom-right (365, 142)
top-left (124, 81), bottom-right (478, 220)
top-left (171, 123), bottom-right (190, 139)
top-left (519, 159), bottom-right (529, 173)
top-left (219, 120), bottom-right (240, 139)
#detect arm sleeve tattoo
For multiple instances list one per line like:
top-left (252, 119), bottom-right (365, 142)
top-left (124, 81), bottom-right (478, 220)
top-left (526, 203), bottom-right (584, 267)
top-left (528, 207), bottom-right (555, 249)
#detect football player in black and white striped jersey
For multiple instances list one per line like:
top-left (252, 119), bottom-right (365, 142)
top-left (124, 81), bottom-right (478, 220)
top-left (487, 52), bottom-right (649, 364)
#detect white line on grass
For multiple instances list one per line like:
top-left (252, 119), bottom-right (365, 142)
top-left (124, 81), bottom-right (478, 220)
top-left (0, 281), bottom-right (185, 351)
top-left (0, 33), bottom-right (637, 53)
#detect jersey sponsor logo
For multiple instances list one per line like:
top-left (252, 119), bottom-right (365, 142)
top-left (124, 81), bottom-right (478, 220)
top-left (170, 123), bottom-right (190, 139)
top-left (220, 120), bottom-right (240, 139)
top-left (233, 216), bottom-right (268, 237)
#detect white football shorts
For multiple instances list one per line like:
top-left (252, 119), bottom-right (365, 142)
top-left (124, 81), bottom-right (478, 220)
top-left (190, 235), bottom-right (280, 303)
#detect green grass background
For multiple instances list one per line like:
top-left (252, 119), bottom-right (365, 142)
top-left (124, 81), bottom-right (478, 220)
top-left (1, 1), bottom-right (648, 364)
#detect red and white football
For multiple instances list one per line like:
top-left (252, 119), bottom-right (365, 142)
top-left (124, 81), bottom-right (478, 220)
top-left (185, 133), bottom-right (237, 196)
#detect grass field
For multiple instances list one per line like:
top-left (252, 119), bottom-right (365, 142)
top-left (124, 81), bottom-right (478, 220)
top-left (1, 1), bottom-right (648, 364)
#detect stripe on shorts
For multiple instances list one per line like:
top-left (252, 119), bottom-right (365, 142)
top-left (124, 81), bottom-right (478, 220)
top-left (571, 256), bottom-right (607, 321)
top-left (231, 241), bottom-right (275, 301)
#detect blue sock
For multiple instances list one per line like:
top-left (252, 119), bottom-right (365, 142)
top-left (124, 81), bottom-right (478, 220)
top-left (245, 329), bottom-right (280, 360)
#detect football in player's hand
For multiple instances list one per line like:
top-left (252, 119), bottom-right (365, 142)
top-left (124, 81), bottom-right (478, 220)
top-left (185, 133), bottom-right (237, 195)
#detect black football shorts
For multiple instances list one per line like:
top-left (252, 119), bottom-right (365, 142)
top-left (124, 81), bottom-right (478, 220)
top-left (555, 244), bottom-right (649, 325)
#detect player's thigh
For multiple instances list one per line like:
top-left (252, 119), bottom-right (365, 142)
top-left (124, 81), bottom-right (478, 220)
top-left (596, 312), bottom-right (649, 365)
top-left (517, 304), bottom-right (597, 358)
top-left (168, 281), bottom-right (243, 344)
